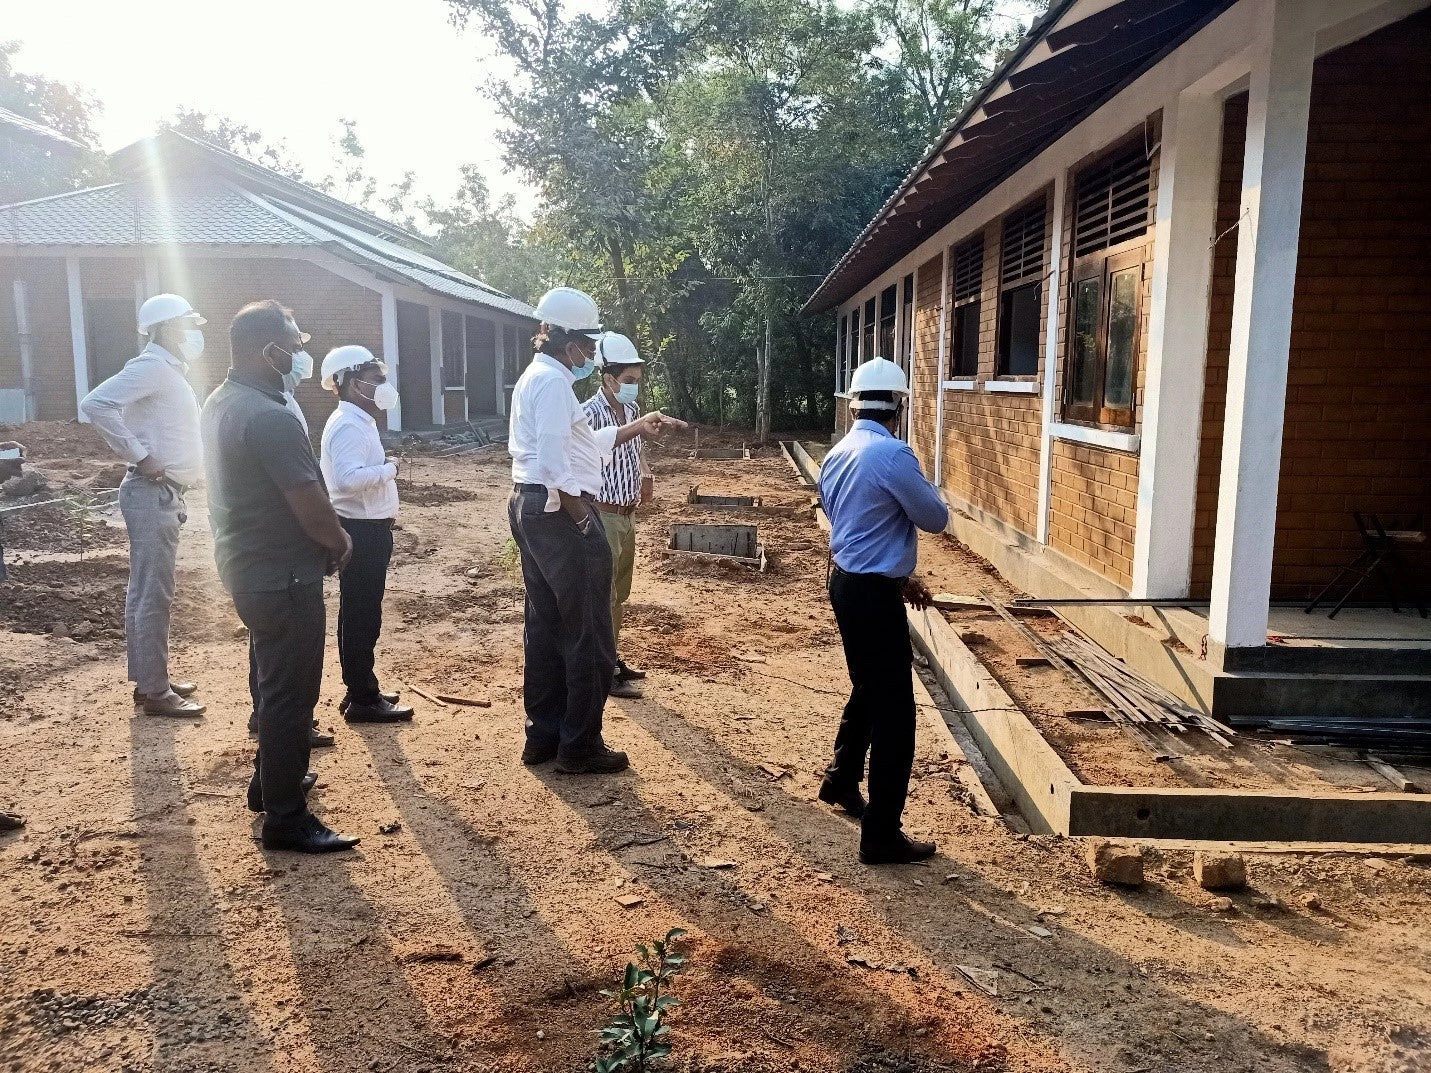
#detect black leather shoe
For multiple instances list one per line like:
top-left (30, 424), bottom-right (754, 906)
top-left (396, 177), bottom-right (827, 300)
top-left (261, 813), bottom-right (359, 854)
top-left (343, 697), bottom-right (414, 723)
top-left (555, 746), bottom-right (630, 774)
top-left (859, 833), bottom-right (937, 866)
top-left (818, 779), bottom-right (867, 819)
top-left (339, 691), bottom-right (399, 715)
top-left (521, 742), bottom-right (558, 766)
top-left (615, 661), bottom-right (646, 682)
top-left (248, 771), bottom-right (317, 813)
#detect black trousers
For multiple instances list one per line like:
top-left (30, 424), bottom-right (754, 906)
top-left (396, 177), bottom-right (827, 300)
top-left (826, 568), bottom-right (917, 839)
top-left (337, 517), bottom-right (394, 704)
top-left (234, 582), bottom-right (325, 827)
top-left (507, 486), bottom-right (617, 761)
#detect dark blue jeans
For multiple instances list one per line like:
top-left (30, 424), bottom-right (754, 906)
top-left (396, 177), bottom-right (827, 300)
top-left (508, 486), bottom-right (617, 760)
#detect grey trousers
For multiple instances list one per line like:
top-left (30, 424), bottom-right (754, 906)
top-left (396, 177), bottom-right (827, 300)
top-left (508, 486), bottom-right (617, 761)
top-left (120, 475), bottom-right (185, 695)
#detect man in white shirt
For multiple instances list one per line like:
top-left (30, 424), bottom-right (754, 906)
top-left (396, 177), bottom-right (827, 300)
top-left (508, 287), bottom-right (682, 774)
top-left (80, 293), bottom-right (207, 717)
top-left (319, 346), bottom-right (413, 724)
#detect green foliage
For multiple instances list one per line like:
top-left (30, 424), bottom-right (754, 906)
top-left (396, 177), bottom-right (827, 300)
top-left (595, 928), bottom-right (689, 1073)
top-left (165, 108), bottom-right (308, 179)
top-left (442, 0), bottom-right (1031, 432)
top-left (0, 41), bottom-right (108, 204)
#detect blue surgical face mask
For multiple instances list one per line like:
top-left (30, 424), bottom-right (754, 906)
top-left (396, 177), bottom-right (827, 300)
top-left (614, 381), bottom-right (639, 404)
top-left (571, 358), bottom-right (596, 381)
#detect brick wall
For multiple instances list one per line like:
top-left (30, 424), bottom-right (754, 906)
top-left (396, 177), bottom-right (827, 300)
top-left (909, 253), bottom-right (943, 473)
top-left (0, 257), bottom-right (75, 420)
top-left (1049, 440), bottom-right (1139, 587)
top-left (1192, 10), bottom-right (1431, 600)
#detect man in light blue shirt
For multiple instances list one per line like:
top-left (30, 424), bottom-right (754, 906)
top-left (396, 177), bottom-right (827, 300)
top-left (818, 357), bottom-right (948, 865)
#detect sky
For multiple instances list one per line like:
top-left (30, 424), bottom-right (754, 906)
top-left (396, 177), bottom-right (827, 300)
top-left (4, 0), bottom-right (532, 215)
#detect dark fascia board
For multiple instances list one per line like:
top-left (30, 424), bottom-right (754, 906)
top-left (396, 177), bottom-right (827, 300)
top-left (109, 130), bottom-right (435, 251)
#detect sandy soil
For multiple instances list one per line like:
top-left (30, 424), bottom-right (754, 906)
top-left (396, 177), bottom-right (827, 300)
top-left (0, 422), bottom-right (1427, 1073)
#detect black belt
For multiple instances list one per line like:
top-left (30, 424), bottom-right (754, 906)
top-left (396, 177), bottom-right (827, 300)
top-left (126, 466), bottom-right (190, 495)
top-left (831, 565), bottom-right (904, 583)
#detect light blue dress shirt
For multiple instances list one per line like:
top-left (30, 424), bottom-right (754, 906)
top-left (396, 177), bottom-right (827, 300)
top-left (819, 419), bottom-right (950, 578)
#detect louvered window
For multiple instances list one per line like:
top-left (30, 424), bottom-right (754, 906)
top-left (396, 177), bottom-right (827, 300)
top-left (862, 297), bottom-right (876, 362)
top-left (1063, 137), bottom-right (1152, 430)
top-left (1000, 200), bottom-right (1046, 286)
top-left (838, 314), bottom-right (849, 392)
top-left (898, 273), bottom-right (914, 368)
top-left (997, 196), bottom-right (1046, 376)
top-left (948, 235), bottom-right (983, 378)
top-left (878, 284), bottom-right (897, 360)
top-left (1074, 142), bottom-right (1152, 258)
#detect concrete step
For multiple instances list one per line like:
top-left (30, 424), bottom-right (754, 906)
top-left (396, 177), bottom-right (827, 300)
top-left (1213, 669), bottom-right (1431, 726)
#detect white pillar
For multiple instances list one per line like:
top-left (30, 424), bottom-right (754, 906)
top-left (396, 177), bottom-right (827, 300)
top-left (428, 306), bottom-right (445, 427)
top-left (905, 267), bottom-right (918, 444)
top-left (380, 289), bottom-right (402, 432)
top-left (932, 251), bottom-right (949, 485)
top-left (1208, 0), bottom-right (1317, 649)
top-left (1130, 90), bottom-right (1225, 597)
top-left (65, 256), bottom-right (90, 420)
top-left (13, 281), bottom-right (35, 421)
top-left (1036, 170), bottom-right (1069, 546)
top-left (459, 314), bottom-right (470, 424)
top-left (493, 319), bottom-right (507, 417)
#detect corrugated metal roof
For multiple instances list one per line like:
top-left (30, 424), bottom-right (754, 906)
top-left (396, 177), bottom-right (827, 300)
top-left (0, 106), bottom-right (89, 152)
top-left (803, 0), bottom-right (1237, 314)
top-left (0, 181), bottom-right (314, 245)
top-left (0, 180), bottom-right (537, 320)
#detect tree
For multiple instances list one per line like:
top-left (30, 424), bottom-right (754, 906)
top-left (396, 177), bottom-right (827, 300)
top-left (0, 41), bottom-right (107, 203)
top-left (422, 164), bottom-right (554, 302)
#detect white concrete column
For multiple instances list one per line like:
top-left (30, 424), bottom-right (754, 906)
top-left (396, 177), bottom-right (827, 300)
top-left (380, 289), bottom-right (402, 432)
top-left (493, 319), bottom-right (507, 417)
top-left (1036, 170), bottom-right (1069, 546)
top-left (428, 306), bottom-right (445, 427)
top-left (13, 281), bottom-right (35, 421)
top-left (1130, 90), bottom-right (1226, 597)
top-left (905, 268), bottom-right (918, 443)
top-left (459, 315), bottom-right (470, 424)
top-left (65, 256), bottom-right (90, 419)
top-left (1208, 0), bottom-right (1317, 649)
top-left (932, 251), bottom-right (949, 484)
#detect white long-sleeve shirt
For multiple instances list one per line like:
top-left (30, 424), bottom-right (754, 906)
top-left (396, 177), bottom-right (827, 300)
top-left (283, 392), bottom-right (309, 437)
top-left (320, 401), bottom-right (398, 520)
top-left (79, 342), bottom-right (205, 487)
top-left (508, 353), bottom-right (618, 511)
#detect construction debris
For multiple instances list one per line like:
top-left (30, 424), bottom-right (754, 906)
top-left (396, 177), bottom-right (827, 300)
top-left (433, 693), bottom-right (492, 708)
top-left (1194, 852), bottom-right (1247, 891)
top-left (1085, 840), bottom-right (1144, 887)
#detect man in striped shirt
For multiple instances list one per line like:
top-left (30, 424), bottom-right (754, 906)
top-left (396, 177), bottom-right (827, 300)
top-left (582, 332), bottom-right (653, 700)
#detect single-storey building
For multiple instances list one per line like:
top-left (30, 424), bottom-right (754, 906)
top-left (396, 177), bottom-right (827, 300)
top-left (806, 0), bottom-right (1430, 721)
top-left (0, 130), bottom-right (536, 432)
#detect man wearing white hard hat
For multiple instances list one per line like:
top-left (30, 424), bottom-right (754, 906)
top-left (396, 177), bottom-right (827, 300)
top-left (319, 345), bottom-right (413, 724)
top-left (508, 287), bottom-right (684, 775)
top-left (581, 331), bottom-right (655, 699)
top-left (80, 293), bottom-right (208, 717)
top-left (817, 357), bottom-right (948, 866)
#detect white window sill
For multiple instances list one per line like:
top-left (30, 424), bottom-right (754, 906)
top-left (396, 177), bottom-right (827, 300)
top-left (1049, 421), bottom-right (1141, 453)
top-left (443, 385), bottom-right (467, 392)
top-left (834, 391), bottom-right (852, 400)
top-left (984, 380), bottom-right (1039, 395)
top-left (943, 379), bottom-right (977, 391)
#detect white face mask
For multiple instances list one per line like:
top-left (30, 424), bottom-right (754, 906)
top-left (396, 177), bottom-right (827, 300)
top-left (289, 349), bottom-right (313, 380)
top-left (357, 379), bottom-right (399, 411)
top-left (178, 329), bottom-right (205, 362)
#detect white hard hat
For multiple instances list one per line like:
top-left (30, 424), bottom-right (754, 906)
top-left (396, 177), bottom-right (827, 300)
top-left (138, 293), bottom-right (205, 333)
top-left (848, 357), bottom-right (908, 409)
top-left (533, 287), bottom-right (602, 335)
top-left (595, 331), bottom-right (643, 367)
top-left (321, 345), bottom-right (383, 390)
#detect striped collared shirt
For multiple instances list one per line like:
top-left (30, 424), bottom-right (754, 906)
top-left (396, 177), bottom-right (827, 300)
top-left (581, 392), bottom-right (644, 506)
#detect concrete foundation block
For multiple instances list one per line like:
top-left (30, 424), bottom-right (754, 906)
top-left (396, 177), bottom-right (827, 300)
top-left (1085, 840), bottom-right (1144, 886)
top-left (1194, 851), bottom-right (1247, 890)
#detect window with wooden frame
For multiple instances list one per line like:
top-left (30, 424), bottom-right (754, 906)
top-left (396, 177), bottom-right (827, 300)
top-left (862, 297), bottom-right (876, 361)
top-left (898, 274), bottom-right (914, 368)
top-left (837, 314), bottom-right (849, 392)
top-left (878, 284), bottom-right (897, 360)
top-left (849, 306), bottom-right (860, 383)
top-left (996, 198), bottom-right (1046, 376)
top-left (948, 235), bottom-right (983, 378)
top-left (1063, 139), bottom-right (1152, 428)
